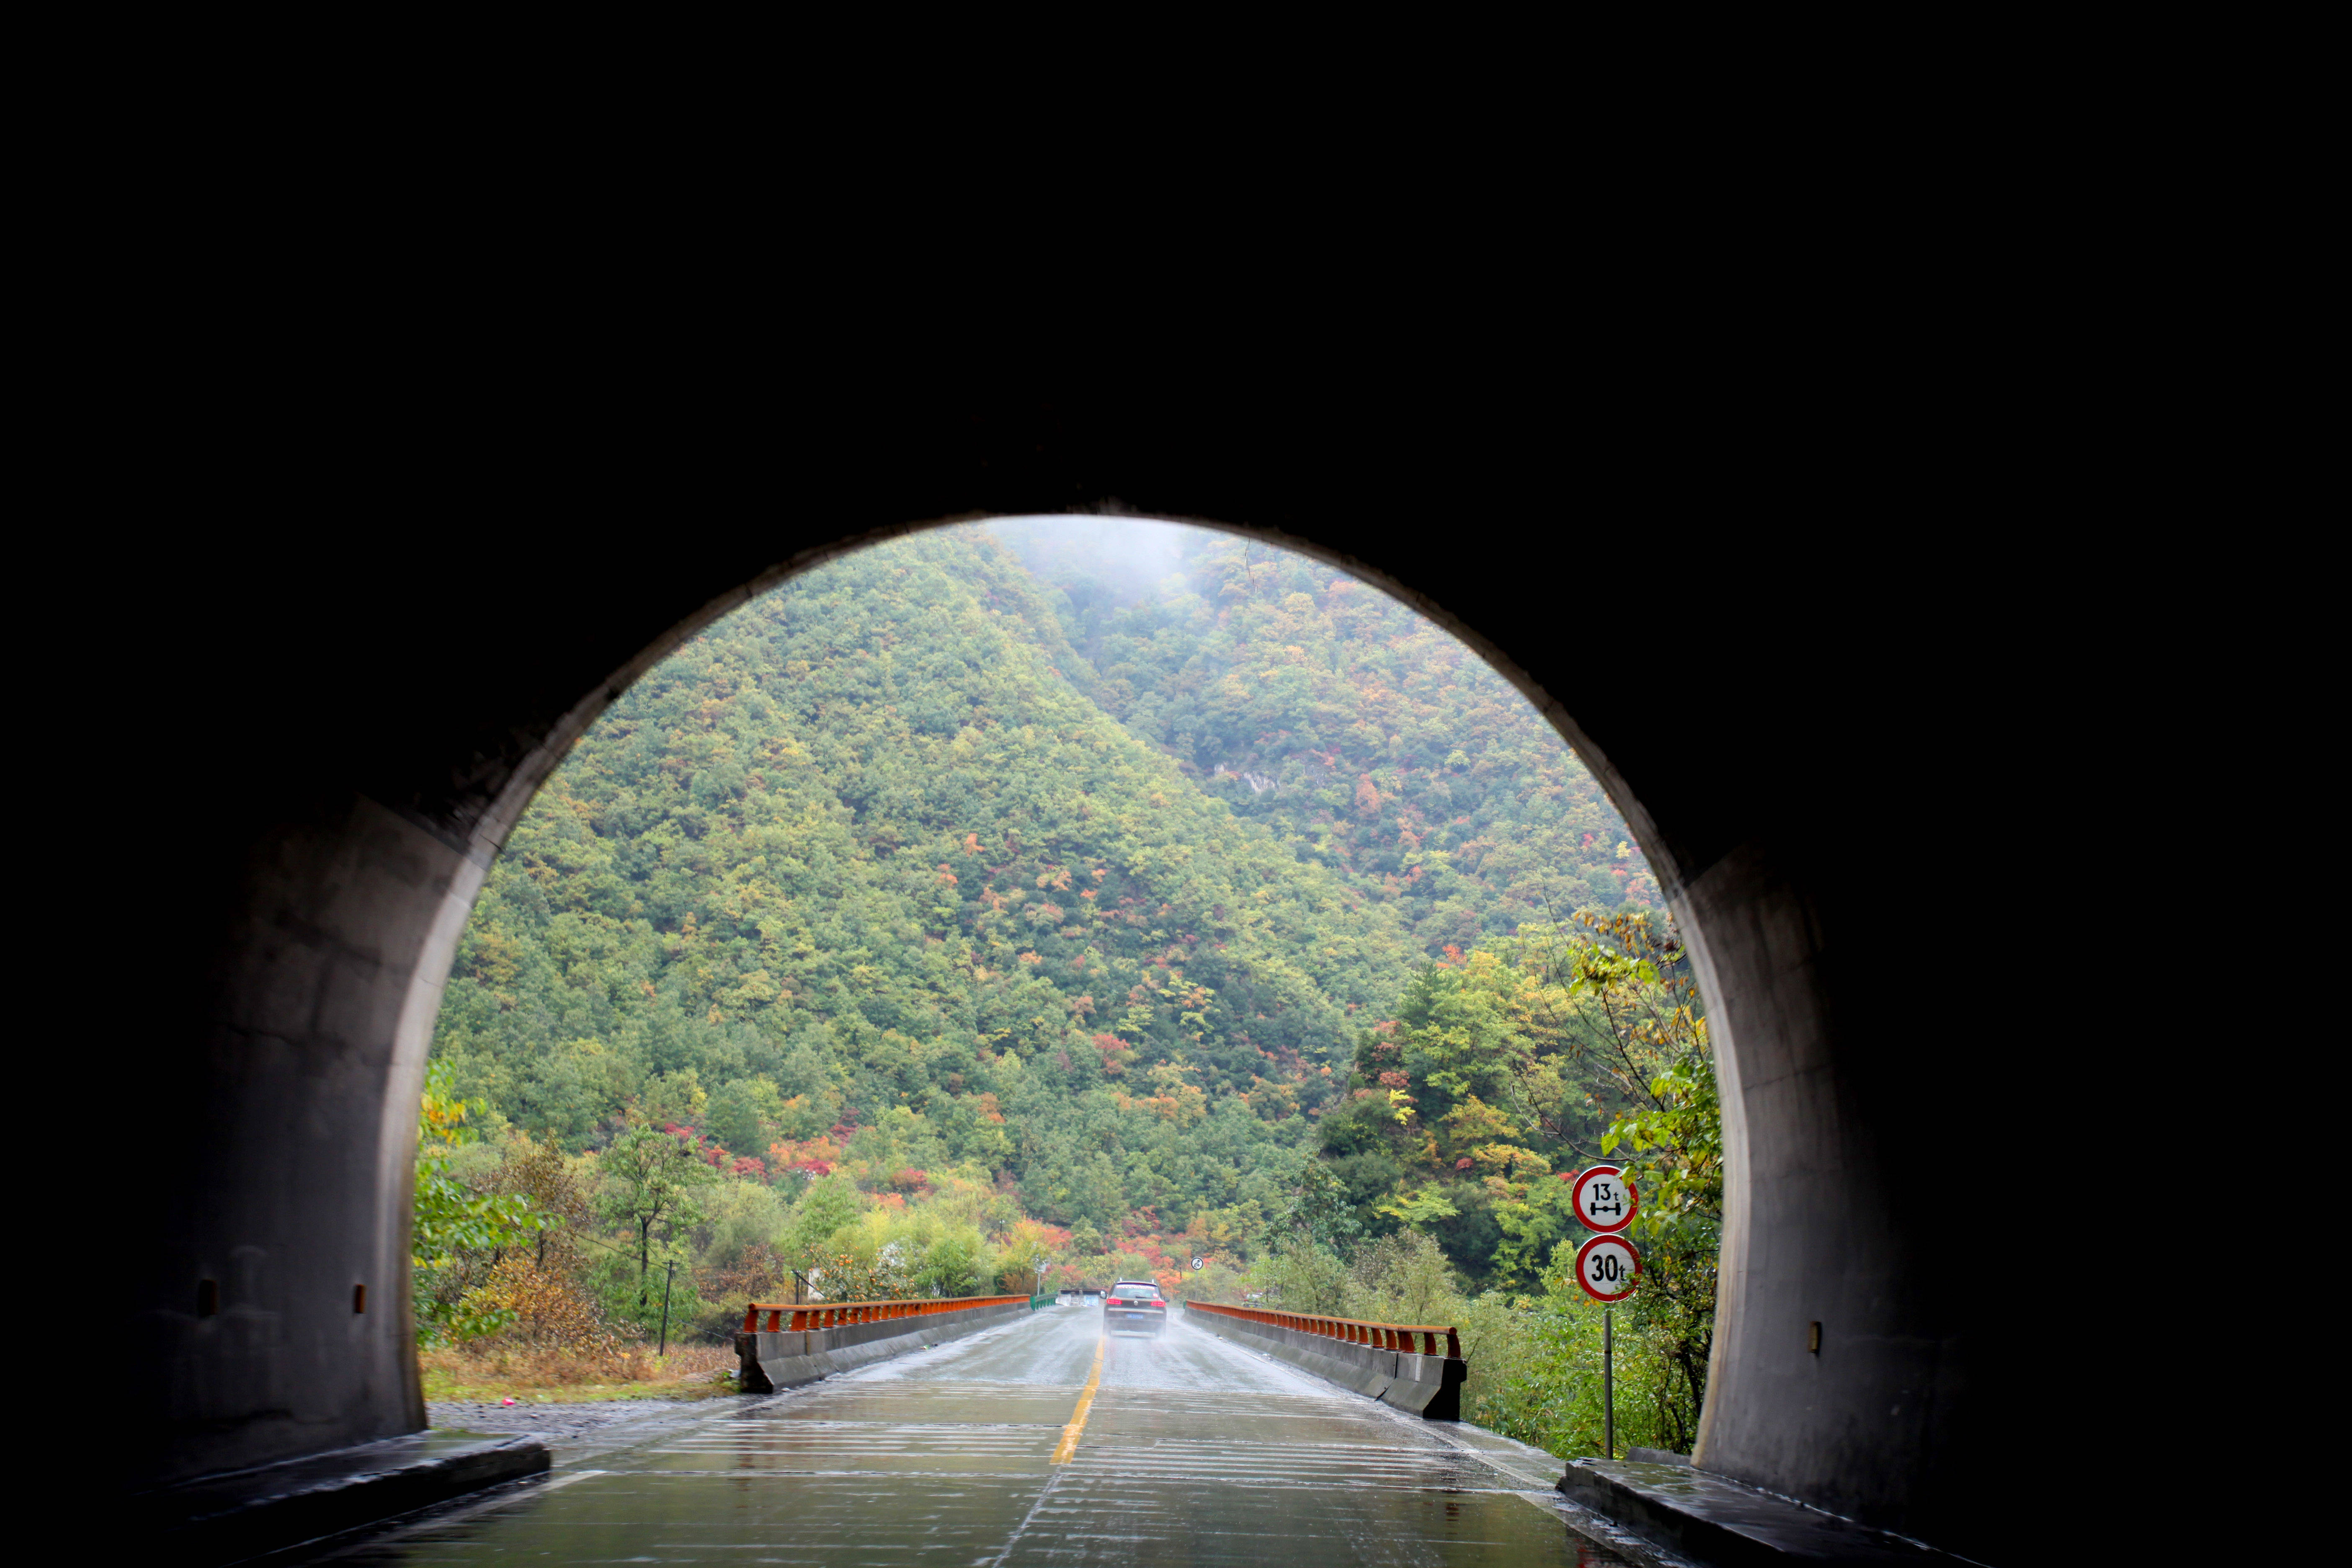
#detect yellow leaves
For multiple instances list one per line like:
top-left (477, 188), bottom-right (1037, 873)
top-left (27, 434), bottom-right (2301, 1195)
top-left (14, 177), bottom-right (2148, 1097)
top-left (720, 970), bottom-right (779, 1010)
top-left (420, 1095), bottom-right (468, 1144)
top-left (469, 930), bottom-right (522, 988)
top-left (1480, 1174), bottom-right (1529, 1204)
top-left (1470, 1143), bottom-right (1551, 1179)
top-left (1122, 1080), bottom-right (1210, 1126)
top-left (1440, 1095), bottom-right (1520, 1147)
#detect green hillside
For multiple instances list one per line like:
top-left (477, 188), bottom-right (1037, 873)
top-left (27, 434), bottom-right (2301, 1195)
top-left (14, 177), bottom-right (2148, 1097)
top-left (990, 518), bottom-right (1656, 950)
top-left (431, 521), bottom-right (1660, 1284)
top-left (433, 528), bottom-right (1428, 1251)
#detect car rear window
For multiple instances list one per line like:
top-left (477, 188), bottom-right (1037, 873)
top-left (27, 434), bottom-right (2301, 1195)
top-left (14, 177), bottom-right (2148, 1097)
top-left (1111, 1286), bottom-right (1160, 1300)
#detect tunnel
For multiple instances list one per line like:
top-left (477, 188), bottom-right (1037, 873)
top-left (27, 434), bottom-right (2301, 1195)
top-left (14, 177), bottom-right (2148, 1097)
top-left (125, 407), bottom-right (2050, 1564)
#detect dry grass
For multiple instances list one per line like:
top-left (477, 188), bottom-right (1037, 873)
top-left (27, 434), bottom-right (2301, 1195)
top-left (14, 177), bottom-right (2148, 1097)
top-left (421, 1337), bottom-right (740, 1404)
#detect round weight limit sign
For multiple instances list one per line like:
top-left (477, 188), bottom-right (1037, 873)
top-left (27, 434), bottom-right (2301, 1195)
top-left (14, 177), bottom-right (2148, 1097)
top-left (1573, 1232), bottom-right (1643, 1303)
top-left (1566, 1164), bottom-right (1638, 1233)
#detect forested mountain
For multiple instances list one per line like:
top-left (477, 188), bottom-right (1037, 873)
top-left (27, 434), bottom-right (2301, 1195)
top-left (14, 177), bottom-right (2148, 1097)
top-left (992, 518), bottom-right (1658, 951)
top-left (431, 521), bottom-right (1658, 1281)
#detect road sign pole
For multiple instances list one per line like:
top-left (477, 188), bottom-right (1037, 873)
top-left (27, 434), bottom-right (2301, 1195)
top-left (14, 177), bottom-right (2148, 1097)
top-left (1563, 1164), bottom-right (1636, 1465)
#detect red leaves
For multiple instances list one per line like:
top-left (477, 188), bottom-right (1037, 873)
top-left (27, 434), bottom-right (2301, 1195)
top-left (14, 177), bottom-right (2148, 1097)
top-left (1091, 1034), bottom-right (1135, 1077)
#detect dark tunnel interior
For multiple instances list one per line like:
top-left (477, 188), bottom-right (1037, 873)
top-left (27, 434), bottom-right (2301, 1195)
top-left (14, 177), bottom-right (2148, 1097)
top-left (112, 407), bottom-right (2068, 1564)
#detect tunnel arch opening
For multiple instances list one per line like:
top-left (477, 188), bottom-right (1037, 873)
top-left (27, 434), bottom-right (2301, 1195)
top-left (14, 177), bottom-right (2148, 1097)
top-left (408, 515), bottom-right (1694, 1418)
top-left (139, 499), bottom-right (2010, 1563)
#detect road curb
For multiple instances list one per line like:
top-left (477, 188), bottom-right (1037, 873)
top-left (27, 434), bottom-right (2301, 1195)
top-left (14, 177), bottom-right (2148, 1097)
top-left (1556, 1458), bottom-right (1976, 1566)
top-left (137, 1431), bottom-right (549, 1565)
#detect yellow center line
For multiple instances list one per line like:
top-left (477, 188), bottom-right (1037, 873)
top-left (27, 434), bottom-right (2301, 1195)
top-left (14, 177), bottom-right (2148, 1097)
top-left (1050, 1334), bottom-right (1106, 1464)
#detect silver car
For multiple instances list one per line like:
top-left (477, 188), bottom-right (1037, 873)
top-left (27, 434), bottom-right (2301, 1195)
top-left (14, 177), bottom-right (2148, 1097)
top-left (1103, 1281), bottom-right (1167, 1336)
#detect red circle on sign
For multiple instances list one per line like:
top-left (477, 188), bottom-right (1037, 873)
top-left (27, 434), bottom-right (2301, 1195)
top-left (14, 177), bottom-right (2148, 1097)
top-left (1563, 1164), bottom-right (1639, 1233)
top-left (1573, 1232), bottom-right (1643, 1303)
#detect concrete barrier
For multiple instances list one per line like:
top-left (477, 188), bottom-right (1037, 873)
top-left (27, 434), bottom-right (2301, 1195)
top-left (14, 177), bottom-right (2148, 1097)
top-left (143, 1431), bottom-right (548, 1567)
top-left (735, 1298), bottom-right (1033, 1393)
top-left (1182, 1303), bottom-right (1467, 1419)
top-left (1556, 1458), bottom-right (1978, 1566)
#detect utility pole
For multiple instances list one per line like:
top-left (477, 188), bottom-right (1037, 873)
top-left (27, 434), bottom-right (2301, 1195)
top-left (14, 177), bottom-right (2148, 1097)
top-left (658, 1259), bottom-right (676, 1357)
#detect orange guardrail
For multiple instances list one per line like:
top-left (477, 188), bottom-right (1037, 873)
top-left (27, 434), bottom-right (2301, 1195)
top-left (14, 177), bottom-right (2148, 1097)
top-left (1184, 1300), bottom-right (1462, 1359)
top-left (741, 1294), bottom-right (1030, 1333)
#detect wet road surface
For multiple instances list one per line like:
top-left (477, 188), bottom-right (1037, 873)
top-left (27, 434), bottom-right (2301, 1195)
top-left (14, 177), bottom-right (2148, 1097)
top-left (322, 1305), bottom-right (1635, 1565)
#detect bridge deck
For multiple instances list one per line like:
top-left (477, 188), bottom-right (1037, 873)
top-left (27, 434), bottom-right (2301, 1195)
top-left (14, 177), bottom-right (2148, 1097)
top-left (322, 1302), bottom-right (1630, 1564)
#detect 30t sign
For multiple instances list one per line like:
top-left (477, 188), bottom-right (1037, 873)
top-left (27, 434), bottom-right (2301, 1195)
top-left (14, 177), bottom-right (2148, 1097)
top-left (1573, 1233), bottom-right (1643, 1304)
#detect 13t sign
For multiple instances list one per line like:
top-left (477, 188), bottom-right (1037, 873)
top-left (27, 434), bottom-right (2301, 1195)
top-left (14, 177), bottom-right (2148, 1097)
top-left (1567, 1165), bottom-right (1638, 1233)
top-left (1573, 1233), bottom-right (1643, 1303)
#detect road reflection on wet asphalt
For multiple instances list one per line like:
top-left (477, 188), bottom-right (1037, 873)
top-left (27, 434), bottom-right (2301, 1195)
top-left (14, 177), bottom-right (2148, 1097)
top-left (323, 1305), bottom-right (1633, 1565)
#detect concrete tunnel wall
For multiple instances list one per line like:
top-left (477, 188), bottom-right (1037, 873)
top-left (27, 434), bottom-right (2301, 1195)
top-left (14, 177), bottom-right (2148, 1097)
top-left (119, 409), bottom-right (2046, 1562)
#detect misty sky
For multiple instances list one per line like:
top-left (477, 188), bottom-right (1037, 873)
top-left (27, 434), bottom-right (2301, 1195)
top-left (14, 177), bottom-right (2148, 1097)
top-left (977, 515), bottom-right (1210, 606)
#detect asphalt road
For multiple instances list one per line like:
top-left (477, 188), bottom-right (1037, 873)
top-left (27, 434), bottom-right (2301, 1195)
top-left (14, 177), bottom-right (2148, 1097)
top-left (322, 1304), bottom-right (1634, 1565)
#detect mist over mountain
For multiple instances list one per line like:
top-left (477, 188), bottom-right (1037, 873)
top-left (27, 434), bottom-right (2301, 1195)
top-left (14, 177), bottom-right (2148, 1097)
top-left (988, 518), bottom-right (1656, 949)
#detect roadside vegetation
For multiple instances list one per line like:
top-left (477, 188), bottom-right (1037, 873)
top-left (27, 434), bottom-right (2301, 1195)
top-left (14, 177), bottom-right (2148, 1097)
top-left (419, 1339), bottom-right (738, 1406)
top-left (414, 521), bottom-right (1716, 1450)
top-left (1234, 907), bottom-right (1720, 1458)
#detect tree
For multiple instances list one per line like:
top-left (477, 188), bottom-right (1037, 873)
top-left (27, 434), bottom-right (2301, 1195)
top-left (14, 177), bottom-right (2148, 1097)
top-left (1596, 1037), bottom-right (1720, 1449)
top-left (1475, 907), bottom-right (1721, 1448)
top-left (598, 1125), bottom-right (719, 1318)
top-left (1251, 1239), bottom-right (1353, 1315)
top-left (710, 1077), bottom-right (786, 1159)
top-left (1282, 1159), bottom-right (1362, 1250)
top-left (412, 1062), bottom-right (542, 1344)
top-left (783, 1174), bottom-right (864, 1264)
top-left (487, 1133), bottom-right (592, 1273)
